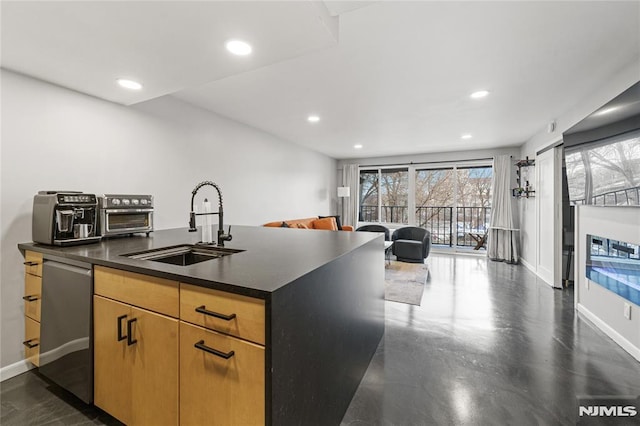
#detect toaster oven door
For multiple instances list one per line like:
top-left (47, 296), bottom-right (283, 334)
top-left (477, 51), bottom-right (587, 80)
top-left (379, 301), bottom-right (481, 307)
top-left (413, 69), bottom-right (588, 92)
top-left (101, 209), bottom-right (153, 235)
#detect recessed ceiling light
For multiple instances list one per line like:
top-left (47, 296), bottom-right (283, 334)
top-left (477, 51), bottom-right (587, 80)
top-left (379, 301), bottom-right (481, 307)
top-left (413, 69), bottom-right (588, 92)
top-left (354, 144), bottom-right (363, 149)
top-left (461, 134), bottom-right (473, 139)
top-left (116, 78), bottom-right (142, 90)
top-left (594, 106), bottom-right (620, 116)
top-left (308, 115), bottom-right (320, 123)
top-left (225, 39), bottom-right (252, 56)
top-left (470, 90), bottom-right (489, 99)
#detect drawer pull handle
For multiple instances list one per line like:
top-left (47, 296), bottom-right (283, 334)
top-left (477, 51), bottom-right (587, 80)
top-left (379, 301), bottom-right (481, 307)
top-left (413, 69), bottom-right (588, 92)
top-left (23, 339), bottom-right (39, 349)
top-left (195, 305), bottom-right (236, 321)
top-left (127, 318), bottom-right (137, 346)
top-left (194, 340), bottom-right (235, 359)
top-left (22, 295), bottom-right (39, 302)
top-left (117, 315), bottom-right (127, 342)
top-left (23, 261), bottom-right (39, 266)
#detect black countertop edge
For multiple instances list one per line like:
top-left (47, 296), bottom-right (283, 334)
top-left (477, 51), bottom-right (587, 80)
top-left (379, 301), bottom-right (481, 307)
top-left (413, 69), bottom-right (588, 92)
top-left (17, 242), bottom-right (272, 299)
top-left (17, 226), bottom-right (382, 300)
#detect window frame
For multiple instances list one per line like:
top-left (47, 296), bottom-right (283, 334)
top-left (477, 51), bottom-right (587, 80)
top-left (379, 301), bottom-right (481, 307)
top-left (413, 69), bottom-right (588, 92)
top-left (358, 160), bottom-right (493, 231)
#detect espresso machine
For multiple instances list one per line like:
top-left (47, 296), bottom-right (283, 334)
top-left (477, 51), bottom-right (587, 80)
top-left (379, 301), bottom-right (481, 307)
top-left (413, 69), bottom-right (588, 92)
top-left (32, 191), bottom-right (101, 246)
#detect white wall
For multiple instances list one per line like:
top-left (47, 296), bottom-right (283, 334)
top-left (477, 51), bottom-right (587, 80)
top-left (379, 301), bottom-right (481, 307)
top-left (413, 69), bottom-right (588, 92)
top-left (0, 70), bottom-right (337, 370)
top-left (519, 59), bottom-right (640, 271)
top-left (575, 205), bottom-right (640, 361)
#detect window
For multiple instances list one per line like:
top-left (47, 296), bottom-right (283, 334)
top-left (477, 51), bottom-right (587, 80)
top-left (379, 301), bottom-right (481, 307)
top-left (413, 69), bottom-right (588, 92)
top-left (381, 168), bottom-right (408, 224)
top-left (359, 170), bottom-right (378, 222)
top-left (415, 169), bottom-right (454, 245)
top-left (359, 168), bottom-right (409, 224)
top-left (360, 162), bottom-right (493, 249)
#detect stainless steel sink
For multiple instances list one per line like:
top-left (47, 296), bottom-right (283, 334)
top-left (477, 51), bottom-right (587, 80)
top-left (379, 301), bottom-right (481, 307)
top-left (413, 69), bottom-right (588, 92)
top-left (122, 244), bottom-right (243, 266)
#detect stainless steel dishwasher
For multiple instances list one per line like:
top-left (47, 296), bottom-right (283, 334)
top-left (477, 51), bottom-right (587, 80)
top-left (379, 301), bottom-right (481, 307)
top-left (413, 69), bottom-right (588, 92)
top-left (39, 255), bottom-right (93, 403)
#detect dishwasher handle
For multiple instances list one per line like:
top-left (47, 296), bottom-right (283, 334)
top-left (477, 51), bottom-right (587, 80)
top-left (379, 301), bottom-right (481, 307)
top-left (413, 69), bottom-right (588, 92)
top-left (44, 260), bottom-right (92, 277)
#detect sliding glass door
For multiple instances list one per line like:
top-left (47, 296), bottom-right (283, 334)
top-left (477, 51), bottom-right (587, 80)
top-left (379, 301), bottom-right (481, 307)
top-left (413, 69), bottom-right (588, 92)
top-left (415, 168), bottom-right (454, 245)
top-left (360, 162), bottom-right (492, 251)
top-left (454, 166), bottom-right (492, 249)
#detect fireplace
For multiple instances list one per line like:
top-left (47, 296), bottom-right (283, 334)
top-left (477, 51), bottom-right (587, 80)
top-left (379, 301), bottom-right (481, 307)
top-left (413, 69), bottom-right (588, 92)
top-left (586, 234), bottom-right (640, 305)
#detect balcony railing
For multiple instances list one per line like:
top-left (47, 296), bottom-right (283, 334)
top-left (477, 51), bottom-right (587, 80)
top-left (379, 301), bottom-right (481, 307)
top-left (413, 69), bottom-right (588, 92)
top-left (573, 185), bottom-right (640, 206)
top-left (360, 205), bottom-right (491, 248)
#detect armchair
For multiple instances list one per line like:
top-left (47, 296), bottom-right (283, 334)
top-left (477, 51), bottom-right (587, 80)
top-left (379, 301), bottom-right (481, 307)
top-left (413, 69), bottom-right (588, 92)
top-left (355, 224), bottom-right (391, 241)
top-left (392, 226), bottom-right (431, 263)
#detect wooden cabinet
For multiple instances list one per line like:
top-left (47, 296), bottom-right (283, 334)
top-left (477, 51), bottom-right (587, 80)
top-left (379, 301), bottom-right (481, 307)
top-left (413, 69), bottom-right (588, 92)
top-left (24, 316), bottom-right (41, 366)
top-left (179, 322), bottom-right (265, 426)
top-left (22, 250), bottom-right (42, 366)
top-left (179, 285), bottom-right (266, 425)
top-left (94, 266), bottom-right (266, 425)
top-left (94, 267), bottom-right (179, 426)
top-left (94, 266), bottom-right (179, 317)
top-left (180, 283), bottom-right (265, 345)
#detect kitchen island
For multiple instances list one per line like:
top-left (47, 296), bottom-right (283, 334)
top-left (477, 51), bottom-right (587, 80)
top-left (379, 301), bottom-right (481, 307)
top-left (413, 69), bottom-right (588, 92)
top-left (18, 226), bottom-right (385, 425)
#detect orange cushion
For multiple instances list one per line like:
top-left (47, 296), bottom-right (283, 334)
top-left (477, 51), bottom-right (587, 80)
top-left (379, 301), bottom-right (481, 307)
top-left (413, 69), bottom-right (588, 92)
top-left (296, 223), bottom-right (309, 229)
top-left (263, 221), bottom-right (283, 227)
top-left (311, 217), bottom-right (338, 231)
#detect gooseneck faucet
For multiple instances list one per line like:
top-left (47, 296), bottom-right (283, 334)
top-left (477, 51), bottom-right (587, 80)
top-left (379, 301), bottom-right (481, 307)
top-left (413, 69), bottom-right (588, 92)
top-left (188, 181), bottom-right (232, 246)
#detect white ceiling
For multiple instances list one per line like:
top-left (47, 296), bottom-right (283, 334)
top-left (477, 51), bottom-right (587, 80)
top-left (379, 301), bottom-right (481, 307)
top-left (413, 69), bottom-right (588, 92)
top-left (2, 1), bottom-right (639, 159)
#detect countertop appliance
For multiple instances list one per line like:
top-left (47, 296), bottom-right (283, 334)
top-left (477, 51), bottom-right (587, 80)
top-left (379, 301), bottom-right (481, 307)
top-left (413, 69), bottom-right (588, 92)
top-left (32, 191), bottom-right (101, 246)
top-left (39, 255), bottom-right (93, 403)
top-left (98, 194), bottom-right (153, 237)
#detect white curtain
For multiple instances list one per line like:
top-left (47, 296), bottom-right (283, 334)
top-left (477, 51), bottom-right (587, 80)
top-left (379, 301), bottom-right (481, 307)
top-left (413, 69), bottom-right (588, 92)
top-left (487, 155), bottom-right (519, 263)
top-left (342, 164), bottom-right (359, 227)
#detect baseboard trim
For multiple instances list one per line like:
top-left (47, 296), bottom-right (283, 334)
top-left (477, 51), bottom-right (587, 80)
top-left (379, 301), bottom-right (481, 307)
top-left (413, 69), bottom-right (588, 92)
top-left (520, 257), bottom-right (535, 274)
top-left (1, 359), bottom-right (34, 382)
top-left (577, 303), bottom-right (640, 362)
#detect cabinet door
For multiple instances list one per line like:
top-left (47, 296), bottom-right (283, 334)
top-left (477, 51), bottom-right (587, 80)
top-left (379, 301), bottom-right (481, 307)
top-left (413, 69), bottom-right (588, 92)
top-left (180, 322), bottom-right (265, 426)
top-left (94, 295), bottom-right (179, 426)
top-left (129, 306), bottom-right (179, 426)
top-left (94, 295), bottom-right (133, 424)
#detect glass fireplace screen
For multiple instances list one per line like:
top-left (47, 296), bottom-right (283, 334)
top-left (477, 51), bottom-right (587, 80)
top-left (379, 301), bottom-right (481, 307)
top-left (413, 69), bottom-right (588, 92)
top-left (586, 234), bottom-right (640, 305)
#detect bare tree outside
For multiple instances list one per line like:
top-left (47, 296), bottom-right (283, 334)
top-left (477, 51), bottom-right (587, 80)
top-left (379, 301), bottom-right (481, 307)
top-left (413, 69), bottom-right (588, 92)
top-left (566, 132), bottom-right (640, 205)
top-left (380, 169), bottom-right (408, 223)
top-left (360, 165), bottom-right (493, 247)
top-left (359, 171), bottom-right (378, 222)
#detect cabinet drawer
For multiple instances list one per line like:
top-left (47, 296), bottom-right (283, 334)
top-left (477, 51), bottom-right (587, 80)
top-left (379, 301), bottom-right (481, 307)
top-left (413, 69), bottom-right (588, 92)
top-left (180, 283), bottom-right (265, 345)
top-left (24, 316), bottom-right (40, 367)
top-left (94, 266), bottom-right (179, 318)
top-left (180, 322), bottom-right (264, 426)
top-left (24, 250), bottom-right (43, 277)
top-left (24, 273), bottom-right (42, 322)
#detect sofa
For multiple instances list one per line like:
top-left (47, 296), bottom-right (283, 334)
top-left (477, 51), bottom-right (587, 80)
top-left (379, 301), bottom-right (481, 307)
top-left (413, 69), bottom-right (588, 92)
top-left (263, 216), bottom-right (353, 231)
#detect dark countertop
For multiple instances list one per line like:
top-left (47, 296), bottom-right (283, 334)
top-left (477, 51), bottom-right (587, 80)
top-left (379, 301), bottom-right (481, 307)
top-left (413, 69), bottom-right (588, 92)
top-left (18, 226), bottom-right (381, 299)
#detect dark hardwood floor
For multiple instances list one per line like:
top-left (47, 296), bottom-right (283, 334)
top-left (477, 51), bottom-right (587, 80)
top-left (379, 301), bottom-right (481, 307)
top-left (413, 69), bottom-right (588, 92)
top-left (2, 253), bottom-right (639, 425)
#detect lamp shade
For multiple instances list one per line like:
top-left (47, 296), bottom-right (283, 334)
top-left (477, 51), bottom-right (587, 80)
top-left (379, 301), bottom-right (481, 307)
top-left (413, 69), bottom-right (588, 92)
top-left (337, 186), bottom-right (350, 198)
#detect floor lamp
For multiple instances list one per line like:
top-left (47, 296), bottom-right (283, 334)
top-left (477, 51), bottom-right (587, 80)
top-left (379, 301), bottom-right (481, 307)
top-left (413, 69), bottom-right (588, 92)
top-left (337, 186), bottom-right (350, 222)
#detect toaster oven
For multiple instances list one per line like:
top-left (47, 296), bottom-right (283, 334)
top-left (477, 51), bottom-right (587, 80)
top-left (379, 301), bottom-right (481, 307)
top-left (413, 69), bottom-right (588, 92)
top-left (98, 194), bottom-right (153, 237)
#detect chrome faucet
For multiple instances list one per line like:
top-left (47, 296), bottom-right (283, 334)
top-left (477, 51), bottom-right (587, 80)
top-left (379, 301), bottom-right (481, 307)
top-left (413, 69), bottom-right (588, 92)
top-left (188, 181), bottom-right (232, 246)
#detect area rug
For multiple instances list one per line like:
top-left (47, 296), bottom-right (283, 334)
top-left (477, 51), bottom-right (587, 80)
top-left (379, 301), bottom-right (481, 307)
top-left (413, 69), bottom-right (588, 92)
top-left (384, 261), bottom-right (428, 306)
